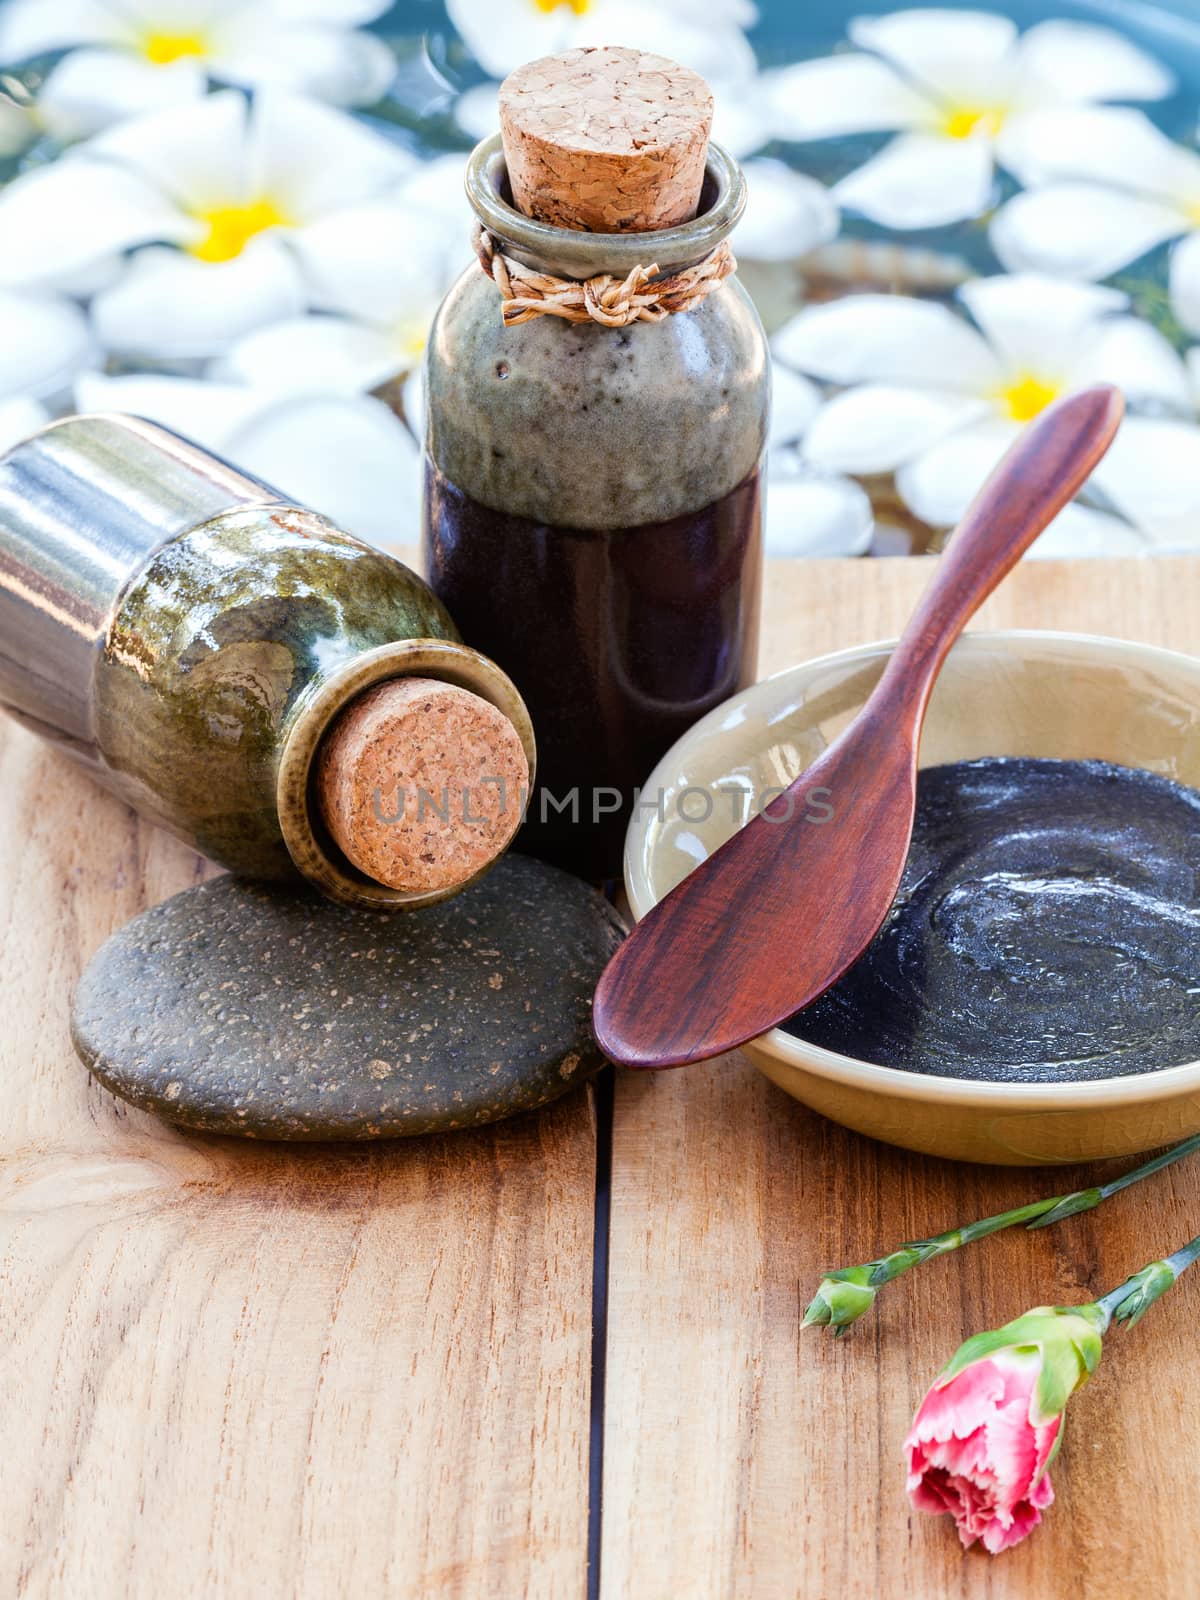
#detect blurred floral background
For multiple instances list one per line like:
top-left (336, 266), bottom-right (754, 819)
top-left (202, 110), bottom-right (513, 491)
top-left (3, 0), bottom-right (1200, 557)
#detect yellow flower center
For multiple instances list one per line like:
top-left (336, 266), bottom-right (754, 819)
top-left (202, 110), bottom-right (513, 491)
top-left (394, 317), bottom-right (430, 363)
top-left (940, 104), bottom-right (1006, 140)
top-left (142, 29), bottom-right (209, 65)
top-left (532, 0), bottom-right (590, 13)
top-left (189, 198), bottom-right (290, 263)
top-left (998, 373), bottom-right (1061, 423)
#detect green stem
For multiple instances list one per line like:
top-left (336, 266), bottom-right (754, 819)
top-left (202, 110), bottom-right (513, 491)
top-left (1095, 1231), bottom-right (1200, 1328)
top-left (806, 1137), bottom-right (1200, 1332)
top-left (880, 1134), bottom-right (1200, 1289)
top-left (1028, 1133), bottom-right (1200, 1229)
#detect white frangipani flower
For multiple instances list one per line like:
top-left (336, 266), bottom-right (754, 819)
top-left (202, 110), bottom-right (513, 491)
top-left (774, 274), bottom-right (1200, 551)
top-left (0, 287), bottom-right (96, 403)
top-left (764, 10), bottom-right (1173, 231)
top-left (0, 0), bottom-right (395, 139)
top-left (765, 463), bottom-right (875, 557)
top-left (735, 159), bottom-right (839, 263)
top-left (212, 164), bottom-right (469, 394)
top-left (762, 366), bottom-right (874, 556)
top-left (0, 90), bottom-right (419, 357)
top-left (990, 106), bottom-right (1200, 337)
top-left (75, 370), bottom-right (422, 550)
top-left (445, 0), bottom-right (757, 89)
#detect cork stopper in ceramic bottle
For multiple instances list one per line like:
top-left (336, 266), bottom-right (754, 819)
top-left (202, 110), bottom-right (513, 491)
top-left (499, 46), bottom-right (713, 233)
top-left (316, 678), bottom-right (529, 896)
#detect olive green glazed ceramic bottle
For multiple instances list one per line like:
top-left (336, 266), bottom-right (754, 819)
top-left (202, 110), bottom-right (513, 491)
top-left (422, 136), bottom-right (768, 880)
top-left (0, 413), bottom-right (533, 908)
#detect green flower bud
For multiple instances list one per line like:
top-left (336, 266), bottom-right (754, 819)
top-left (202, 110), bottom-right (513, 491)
top-left (803, 1271), bottom-right (877, 1332)
top-left (1111, 1261), bottom-right (1177, 1328)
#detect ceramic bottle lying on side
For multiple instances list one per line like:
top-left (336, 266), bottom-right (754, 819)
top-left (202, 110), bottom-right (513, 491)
top-left (0, 413), bottom-right (535, 908)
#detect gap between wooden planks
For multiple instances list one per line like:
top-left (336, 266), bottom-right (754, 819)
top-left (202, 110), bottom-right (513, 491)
top-left (2, 555), bottom-right (1199, 1600)
top-left (600, 556), bottom-right (1200, 1600)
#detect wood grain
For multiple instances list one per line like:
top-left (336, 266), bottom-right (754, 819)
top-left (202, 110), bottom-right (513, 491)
top-left (0, 730), bottom-right (594, 1599)
top-left (601, 555), bottom-right (1200, 1600)
top-left (7, 551), bottom-right (1200, 1600)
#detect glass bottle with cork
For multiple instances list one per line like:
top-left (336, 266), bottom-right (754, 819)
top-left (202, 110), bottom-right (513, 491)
top-left (423, 46), bottom-right (769, 880)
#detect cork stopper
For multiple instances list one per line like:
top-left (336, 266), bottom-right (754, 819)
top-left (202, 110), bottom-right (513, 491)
top-left (499, 46), bottom-right (713, 233)
top-left (316, 678), bottom-right (529, 896)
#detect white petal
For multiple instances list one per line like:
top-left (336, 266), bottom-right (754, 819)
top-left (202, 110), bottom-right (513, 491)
top-left (711, 84), bottom-right (771, 160)
top-left (445, 0), bottom-right (575, 80)
top-left (267, 0), bottom-right (392, 22)
top-left (766, 442), bottom-right (806, 480)
top-left (802, 385), bottom-right (983, 474)
top-left (250, 90), bottom-right (416, 220)
top-left (1114, 518), bottom-right (1200, 554)
top-left (73, 372), bottom-right (271, 454)
top-left (396, 155), bottom-right (473, 262)
top-left (1024, 504), bottom-right (1145, 560)
top-left (1013, 20), bottom-right (1175, 104)
top-left (762, 55), bottom-right (928, 141)
top-left (87, 89), bottom-right (250, 212)
top-left (37, 254), bottom-right (124, 297)
top-left (995, 106), bottom-right (1200, 204)
top-left (453, 81), bottom-right (500, 141)
top-left (768, 366), bottom-right (821, 448)
top-left (655, 0), bottom-right (756, 26)
top-left (216, 313), bottom-right (403, 394)
top-left (209, 22), bottom-right (397, 106)
top-left (765, 469), bottom-right (874, 557)
top-left (0, 395), bottom-right (49, 454)
top-left (835, 132), bottom-right (995, 230)
top-left (1169, 231), bottom-right (1200, 338)
top-left (849, 10), bottom-right (1018, 100)
top-left (0, 289), bottom-right (95, 400)
top-left (0, 159), bottom-right (197, 288)
top-left (1092, 416), bottom-right (1200, 532)
top-left (772, 295), bottom-right (999, 391)
top-left (290, 199), bottom-right (448, 324)
top-left (737, 160), bottom-right (839, 262)
top-left (958, 274), bottom-right (1126, 378)
top-left (990, 184), bottom-right (1184, 281)
top-left (230, 394), bottom-right (421, 547)
top-left (36, 49), bottom-right (207, 143)
top-left (0, 0), bottom-right (119, 60)
top-left (91, 240), bottom-right (306, 358)
top-left (896, 418), bottom-right (1021, 525)
top-left (1067, 315), bottom-right (1192, 410)
top-left (571, 10), bottom-right (757, 89)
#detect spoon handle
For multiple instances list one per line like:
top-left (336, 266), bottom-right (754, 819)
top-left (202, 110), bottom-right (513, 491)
top-left (879, 385), bottom-right (1125, 711)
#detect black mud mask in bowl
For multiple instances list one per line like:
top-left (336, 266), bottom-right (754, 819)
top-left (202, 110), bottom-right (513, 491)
top-left (784, 756), bottom-right (1200, 1083)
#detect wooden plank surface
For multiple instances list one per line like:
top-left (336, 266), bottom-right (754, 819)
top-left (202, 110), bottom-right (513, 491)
top-left (0, 724), bottom-right (596, 1597)
top-left (6, 553), bottom-right (1200, 1600)
top-left (601, 556), bottom-right (1200, 1600)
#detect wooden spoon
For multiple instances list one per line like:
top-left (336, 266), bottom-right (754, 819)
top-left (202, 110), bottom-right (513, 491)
top-left (593, 384), bottom-right (1125, 1069)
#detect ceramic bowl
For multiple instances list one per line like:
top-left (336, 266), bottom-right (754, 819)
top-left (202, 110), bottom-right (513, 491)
top-left (624, 631), bottom-right (1200, 1166)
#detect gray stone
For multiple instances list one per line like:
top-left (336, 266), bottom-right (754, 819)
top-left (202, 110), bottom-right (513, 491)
top-left (71, 855), bottom-right (625, 1140)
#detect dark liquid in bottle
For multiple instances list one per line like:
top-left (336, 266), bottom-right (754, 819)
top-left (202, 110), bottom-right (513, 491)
top-left (424, 463), bottom-right (762, 879)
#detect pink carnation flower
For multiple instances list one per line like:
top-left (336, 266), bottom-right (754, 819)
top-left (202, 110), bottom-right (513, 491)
top-left (905, 1348), bottom-right (1060, 1554)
